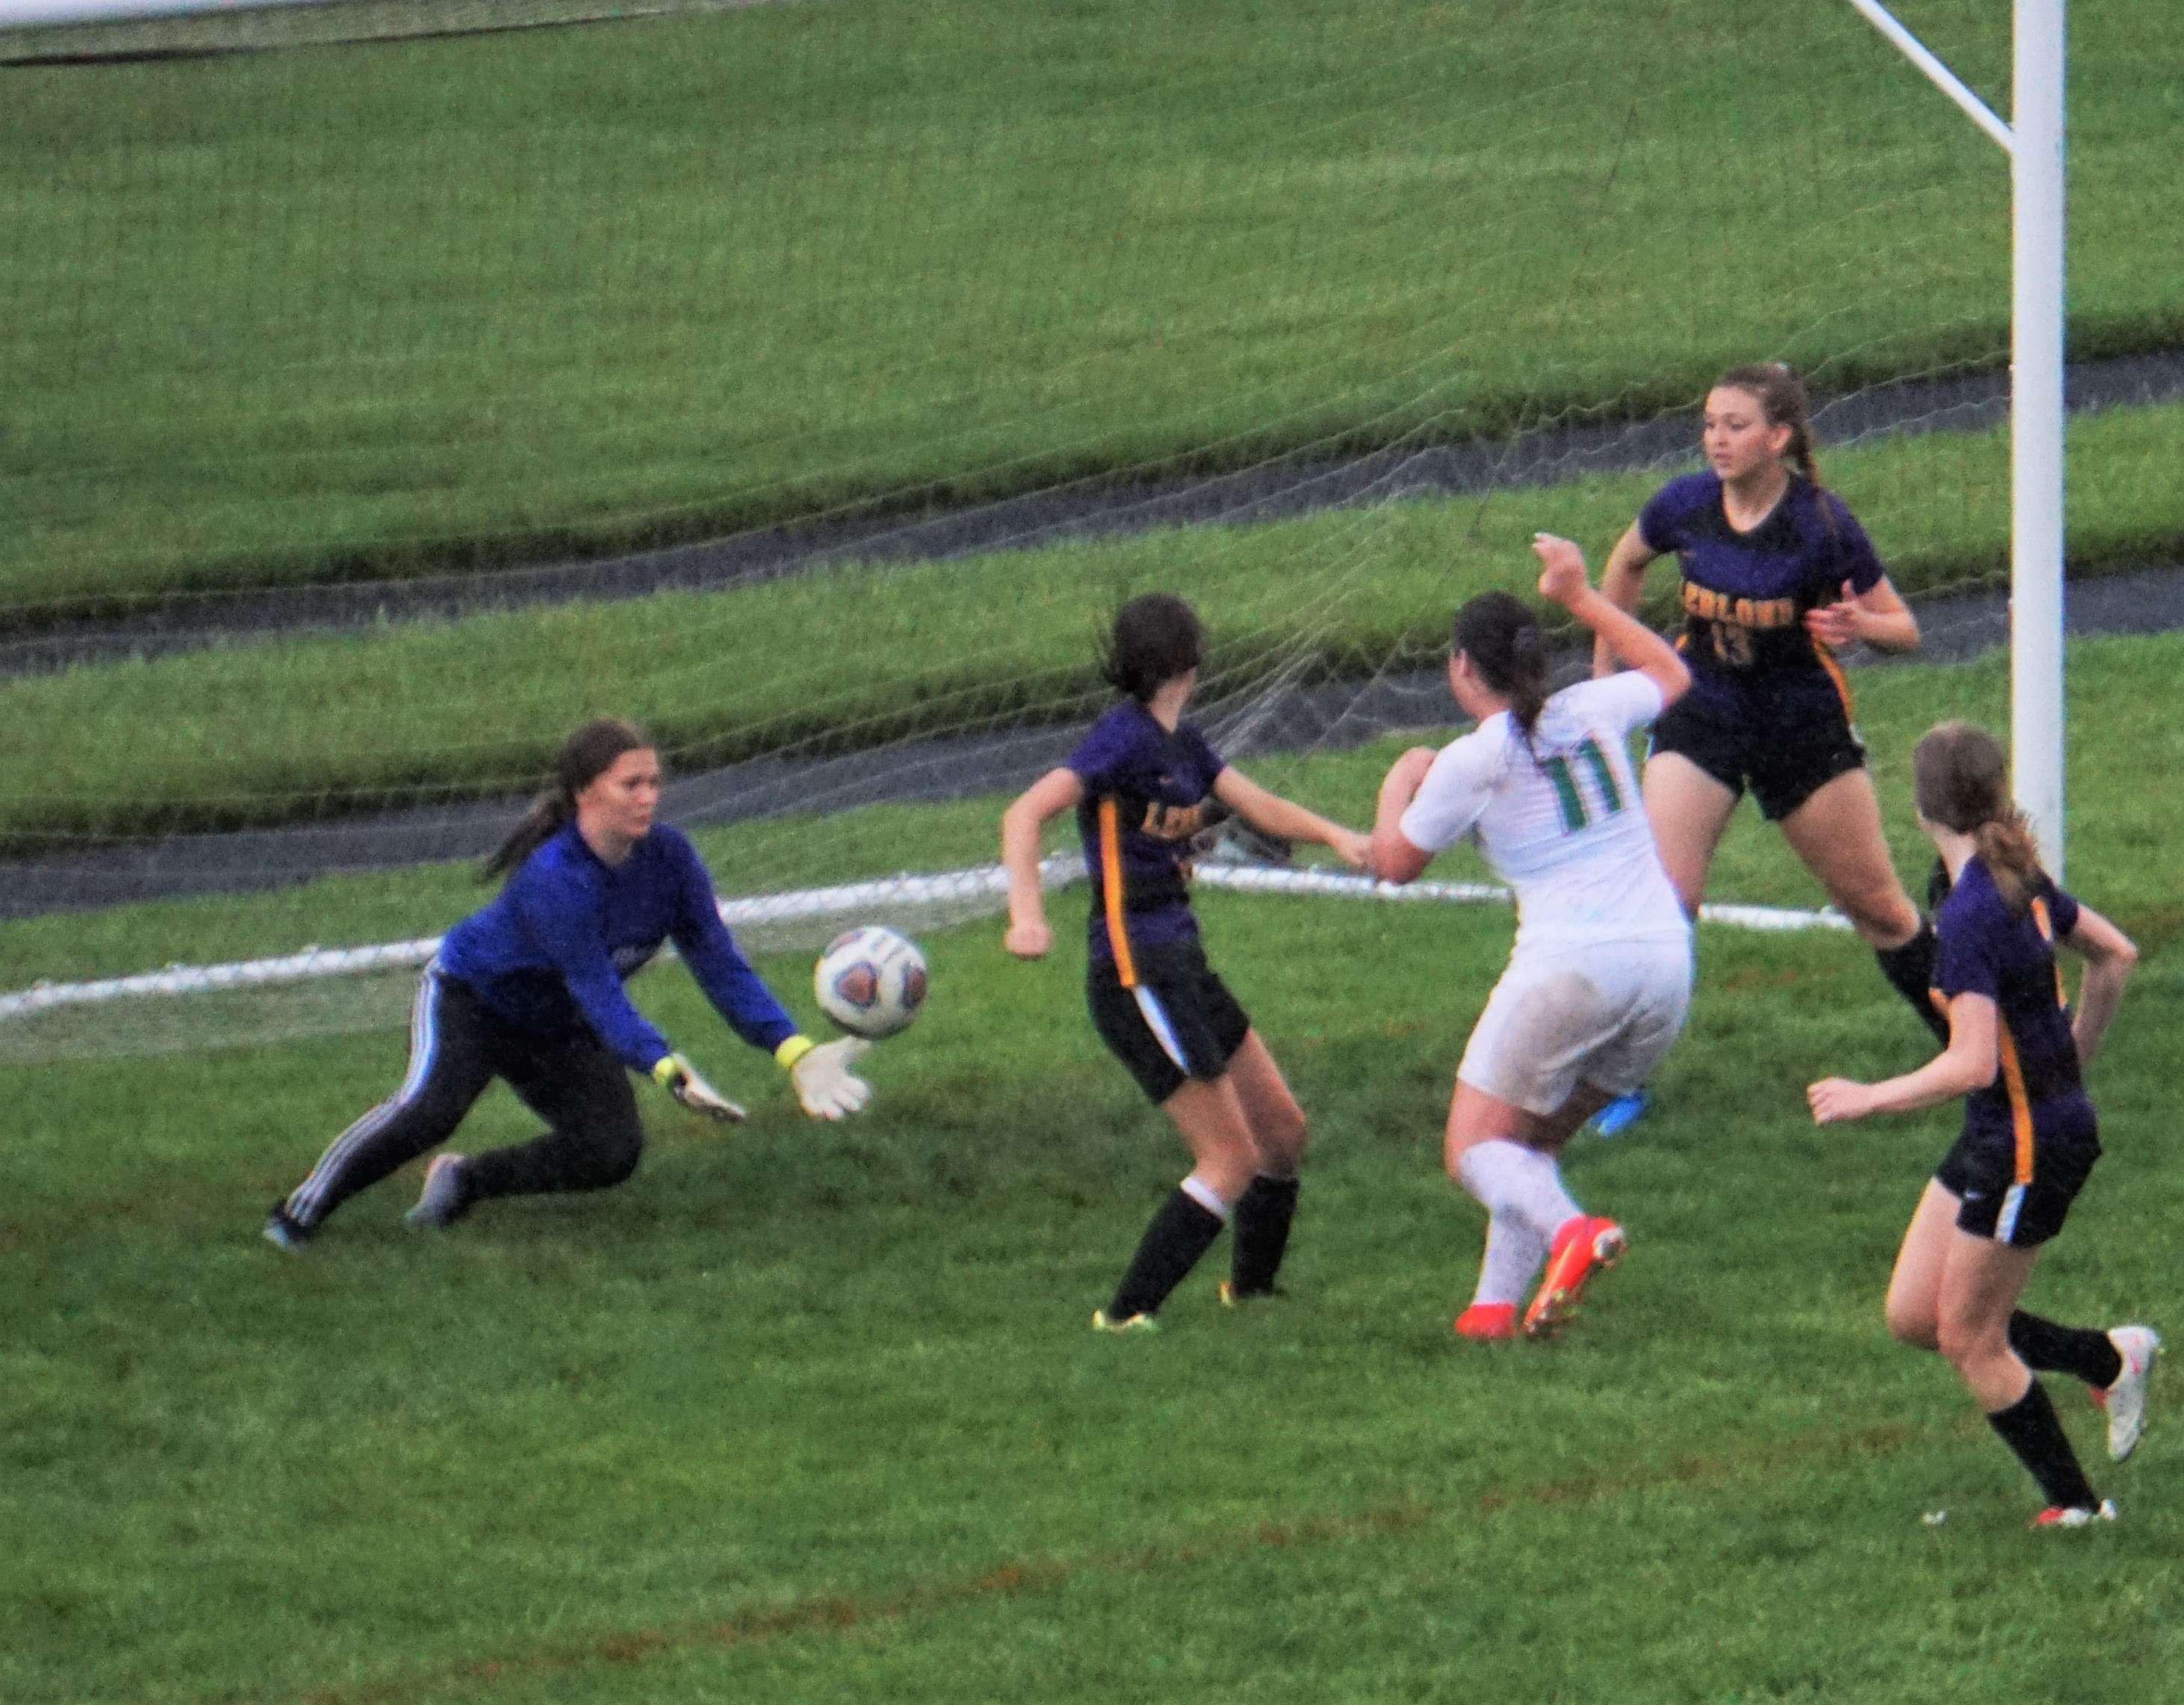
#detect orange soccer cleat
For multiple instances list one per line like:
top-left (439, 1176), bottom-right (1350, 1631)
top-left (1453, 1302), bottom-right (1517, 1342)
top-left (1522, 1215), bottom-right (1627, 1339)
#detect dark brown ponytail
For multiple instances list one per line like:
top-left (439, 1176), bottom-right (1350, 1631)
top-left (1100, 592), bottom-right (1205, 703)
top-left (1451, 591), bottom-right (1550, 740)
top-left (1911, 721), bottom-right (2043, 914)
top-left (482, 716), bottom-right (651, 882)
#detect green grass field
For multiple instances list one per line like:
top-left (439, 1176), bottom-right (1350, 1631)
top-left (6, 635), bottom-right (2182, 1702)
top-left (8, 1), bottom-right (2183, 1692)
top-left (6, 0), bottom-right (2183, 608)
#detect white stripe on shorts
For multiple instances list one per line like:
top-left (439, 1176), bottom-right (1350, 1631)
top-left (1132, 985), bottom-right (1192, 1074)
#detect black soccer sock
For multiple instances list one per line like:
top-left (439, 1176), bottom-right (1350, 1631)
top-left (2008, 1311), bottom-right (2125, 1389)
top-left (1875, 918), bottom-right (1948, 1043)
top-left (1229, 1174), bottom-right (1301, 1297)
top-left (1108, 1188), bottom-right (1227, 1320)
top-left (1987, 1378), bottom-right (2101, 1511)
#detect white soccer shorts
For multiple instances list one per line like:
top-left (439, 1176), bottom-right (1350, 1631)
top-left (1456, 938), bottom-right (1692, 1116)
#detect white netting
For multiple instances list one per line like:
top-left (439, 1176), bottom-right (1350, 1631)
top-left (0, 853), bottom-right (1862, 1063)
top-left (1, 0), bottom-right (2176, 1057)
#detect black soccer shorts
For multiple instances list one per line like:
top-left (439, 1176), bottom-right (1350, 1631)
top-left (1086, 937), bottom-right (1251, 1106)
top-left (1934, 1116), bottom-right (2101, 1248)
top-left (1649, 689), bottom-right (1866, 822)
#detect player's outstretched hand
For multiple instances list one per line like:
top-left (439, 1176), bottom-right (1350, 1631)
top-left (792, 1037), bottom-right (873, 1119)
top-left (1803, 580), bottom-right (1862, 650)
top-left (1806, 1077), bottom-right (1872, 1125)
top-left (1531, 533), bottom-right (1591, 606)
top-left (654, 1053), bottom-right (748, 1122)
top-left (1004, 918), bottom-right (1052, 959)
top-left (1326, 825), bottom-right (1372, 870)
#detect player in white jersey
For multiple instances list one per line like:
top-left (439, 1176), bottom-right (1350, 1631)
top-left (1369, 535), bottom-right (1693, 1340)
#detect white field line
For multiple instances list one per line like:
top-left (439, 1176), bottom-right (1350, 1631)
top-left (0, 858), bottom-right (1847, 1021)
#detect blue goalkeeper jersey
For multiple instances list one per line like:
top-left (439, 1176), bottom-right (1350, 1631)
top-left (438, 821), bottom-right (797, 1072)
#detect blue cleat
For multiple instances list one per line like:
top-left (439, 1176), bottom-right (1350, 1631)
top-left (1588, 1091), bottom-right (1648, 1139)
top-left (262, 1203), bottom-right (311, 1253)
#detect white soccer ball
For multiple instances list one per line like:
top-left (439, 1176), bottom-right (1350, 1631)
top-left (813, 925), bottom-right (927, 1040)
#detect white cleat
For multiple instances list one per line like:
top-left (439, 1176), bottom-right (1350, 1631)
top-left (405, 1152), bottom-right (471, 1229)
top-left (2101, 1325), bottom-right (2161, 1463)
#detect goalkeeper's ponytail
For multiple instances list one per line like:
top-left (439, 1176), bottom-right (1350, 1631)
top-left (483, 716), bottom-right (651, 882)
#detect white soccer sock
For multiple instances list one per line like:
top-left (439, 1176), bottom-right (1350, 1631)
top-left (1473, 1209), bottom-right (1548, 1309)
top-left (1456, 1139), bottom-right (1583, 1243)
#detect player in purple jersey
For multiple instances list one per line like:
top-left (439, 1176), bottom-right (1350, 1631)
top-left (1000, 595), bottom-right (1370, 1332)
top-left (263, 718), bottom-right (872, 1250)
top-left (1594, 364), bottom-right (1942, 1062)
top-left (1808, 723), bottom-right (2156, 1527)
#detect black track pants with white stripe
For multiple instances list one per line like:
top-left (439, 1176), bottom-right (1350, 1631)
top-left (282, 965), bottom-right (645, 1229)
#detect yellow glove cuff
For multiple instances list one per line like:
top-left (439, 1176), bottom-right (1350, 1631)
top-left (773, 1034), bottom-right (817, 1072)
top-left (651, 1054), bottom-right (684, 1087)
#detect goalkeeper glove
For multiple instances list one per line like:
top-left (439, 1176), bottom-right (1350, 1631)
top-left (774, 1035), bottom-right (874, 1120)
top-left (651, 1053), bottom-right (746, 1122)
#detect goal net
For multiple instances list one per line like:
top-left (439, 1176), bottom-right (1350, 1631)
top-left (2, 0), bottom-right (2177, 1061)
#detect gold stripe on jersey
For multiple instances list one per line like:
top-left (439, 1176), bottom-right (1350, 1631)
top-left (1097, 798), bottom-right (1138, 990)
top-left (1996, 1024), bottom-right (2036, 1188)
top-left (2030, 897), bottom-right (2070, 1008)
top-left (1809, 634), bottom-right (1856, 719)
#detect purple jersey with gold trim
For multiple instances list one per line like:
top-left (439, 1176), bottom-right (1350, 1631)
top-left (1639, 472), bottom-right (1883, 716)
top-left (1067, 700), bottom-right (1228, 970)
top-left (1932, 856), bottom-right (2092, 1150)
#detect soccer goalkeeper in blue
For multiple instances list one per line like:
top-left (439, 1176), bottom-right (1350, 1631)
top-left (264, 717), bottom-right (872, 1250)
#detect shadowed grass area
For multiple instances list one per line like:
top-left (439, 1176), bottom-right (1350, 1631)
top-left (4, 0), bottom-right (2181, 608)
top-left (4, 402), bottom-right (2182, 850)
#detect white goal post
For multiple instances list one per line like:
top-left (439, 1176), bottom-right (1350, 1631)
top-left (1847, 0), bottom-right (2067, 879)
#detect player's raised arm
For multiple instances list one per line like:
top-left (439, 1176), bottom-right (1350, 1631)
top-left (1000, 766), bottom-right (1084, 959)
top-left (1533, 533), bottom-right (1690, 710)
top-left (1589, 522), bottom-right (1658, 679)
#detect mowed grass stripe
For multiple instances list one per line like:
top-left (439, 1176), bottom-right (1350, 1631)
top-left (7, 625), bottom-right (2184, 995)
top-left (4, 402), bottom-right (2182, 850)
top-left (298, 1419), bottom-right (1931, 1705)
top-left (5, 0), bottom-right (2182, 603)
